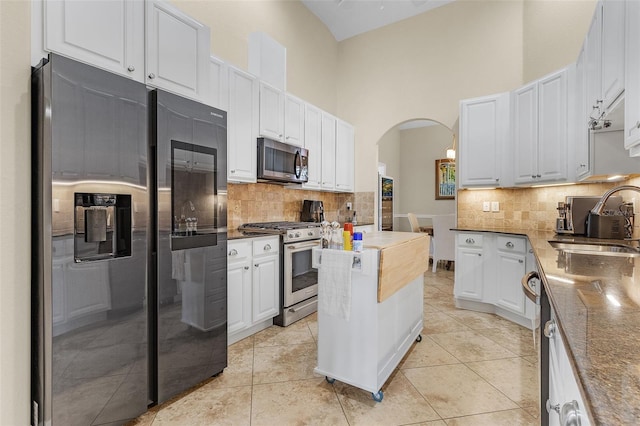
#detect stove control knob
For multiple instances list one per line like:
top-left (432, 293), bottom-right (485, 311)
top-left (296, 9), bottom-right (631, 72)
top-left (288, 233), bottom-right (294, 238)
top-left (308, 231), bottom-right (314, 236)
top-left (295, 232), bottom-right (301, 238)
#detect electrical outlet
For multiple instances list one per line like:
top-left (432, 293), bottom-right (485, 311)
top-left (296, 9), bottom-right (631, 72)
top-left (482, 201), bottom-right (490, 212)
top-left (491, 201), bottom-right (500, 212)
top-left (346, 202), bottom-right (352, 210)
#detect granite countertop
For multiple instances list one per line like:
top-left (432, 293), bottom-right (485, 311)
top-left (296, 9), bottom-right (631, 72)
top-left (454, 226), bottom-right (640, 424)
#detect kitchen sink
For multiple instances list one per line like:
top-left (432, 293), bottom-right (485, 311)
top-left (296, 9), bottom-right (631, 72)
top-left (549, 240), bottom-right (640, 257)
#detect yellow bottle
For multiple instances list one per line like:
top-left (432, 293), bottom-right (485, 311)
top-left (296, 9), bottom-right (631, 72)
top-left (343, 230), bottom-right (352, 251)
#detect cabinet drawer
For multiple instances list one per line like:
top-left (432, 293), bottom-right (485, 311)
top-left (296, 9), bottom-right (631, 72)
top-left (253, 237), bottom-right (280, 256)
top-left (497, 236), bottom-right (526, 253)
top-left (457, 233), bottom-right (483, 247)
top-left (228, 241), bottom-right (251, 261)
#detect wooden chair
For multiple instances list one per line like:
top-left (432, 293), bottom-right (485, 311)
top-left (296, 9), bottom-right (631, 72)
top-left (407, 213), bottom-right (421, 233)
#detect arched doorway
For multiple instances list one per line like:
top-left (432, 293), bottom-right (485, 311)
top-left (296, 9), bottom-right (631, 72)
top-left (377, 119), bottom-right (456, 231)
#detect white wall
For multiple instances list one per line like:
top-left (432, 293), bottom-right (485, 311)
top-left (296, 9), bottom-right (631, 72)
top-left (337, 0), bottom-right (525, 194)
top-left (523, 0), bottom-right (596, 83)
top-left (173, 0), bottom-right (340, 115)
top-left (0, 1), bottom-right (596, 423)
top-left (0, 1), bottom-right (32, 424)
top-left (399, 125), bottom-right (456, 216)
top-left (379, 124), bottom-right (456, 231)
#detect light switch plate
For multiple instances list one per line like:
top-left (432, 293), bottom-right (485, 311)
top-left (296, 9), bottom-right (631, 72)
top-left (491, 201), bottom-right (500, 212)
top-left (482, 201), bottom-right (490, 212)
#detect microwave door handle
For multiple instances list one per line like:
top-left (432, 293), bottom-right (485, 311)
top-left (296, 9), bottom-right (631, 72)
top-left (294, 150), bottom-right (301, 178)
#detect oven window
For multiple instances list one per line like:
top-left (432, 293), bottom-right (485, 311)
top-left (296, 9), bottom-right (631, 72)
top-left (291, 249), bottom-right (317, 293)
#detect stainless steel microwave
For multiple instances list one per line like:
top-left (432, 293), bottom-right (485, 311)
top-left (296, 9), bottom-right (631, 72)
top-left (257, 137), bottom-right (309, 184)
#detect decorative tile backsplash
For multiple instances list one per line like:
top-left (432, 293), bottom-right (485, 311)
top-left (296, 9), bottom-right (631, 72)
top-left (456, 179), bottom-right (640, 231)
top-left (227, 183), bottom-right (375, 230)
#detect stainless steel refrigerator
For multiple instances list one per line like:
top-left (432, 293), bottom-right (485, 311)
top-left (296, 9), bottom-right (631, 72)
top-left (378, 175), bottom-right (394, 231)
top-left (32, 54), bottom-right (227, 426)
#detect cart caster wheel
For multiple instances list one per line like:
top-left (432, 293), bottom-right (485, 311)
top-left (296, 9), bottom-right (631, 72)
top-left (372, 390), bottom-right (384, 402)
top-left (325, 376), bottom-right (335, 384)
top-left (416, 334), bottom-right (422, 343)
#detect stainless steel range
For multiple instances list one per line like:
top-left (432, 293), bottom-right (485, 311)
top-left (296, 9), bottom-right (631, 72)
top-left (238, 222), bottom-right (321, 326)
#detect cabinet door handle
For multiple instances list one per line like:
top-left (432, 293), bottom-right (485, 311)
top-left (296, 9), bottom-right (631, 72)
top-left (231, 169), bottom-right (236, 173)
top-left (521, 270), bottom-right (540, 304)
top-left (148, 73), bottom-right (156, 79)
top-left (532, 175), bottom-right (537, 179)
top-left (254, 264), bottom-right (259, 268)
top-left (244, 266), bottom-right (249, 270)
top-left (544, 319), bottom-right (556, 339)
top-left (518, 259), bottom-right (524, 263)
top-left (636, 121), bottom-right (640, 129)
top-left (264, 244), bottom-right (272, 251)
top-left (506, 242), bottom-right (514, 248)
top-left (477, 253), bottom-right (482, 256)
top-left (560, 400), bottom-right (581, 426)
top-left (127, 65), bottom-right (135, 72)
top-left (228, 249), bottom-right (238, 256)
top-left (537, 174), bottom-right (541, 178)
top-left (466, 238), bottom-right (475, 244)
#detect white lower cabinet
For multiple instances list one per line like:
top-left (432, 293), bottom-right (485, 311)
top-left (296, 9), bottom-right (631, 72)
top-left (454, 232), bottom-right (536, 329)
top-left (546, 308), bottom-right (591, 426)
top-left (495, 236), bottom-right (527, 316)
top-left (227, 244), bottom-right (252, 335)
top-left (227, 236), bottom-right (280, 344)
top-left (455, 233), bottom-right (484, 301)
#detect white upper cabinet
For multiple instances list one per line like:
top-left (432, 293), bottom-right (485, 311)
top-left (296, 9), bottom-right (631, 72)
top-left (145, 0), bottom-right (210, 101)
top-left (513, 82), bottom-right (538, 184)
top-left (227, 65), bottom-right (259, 183)
top-left (258, 82), bottom-right (285, 141)
top-left (459, 93), bottom-right (510, 188)
top-left (320, 112), bottom-right (337, 191)
top-left (335, 119), bottom-right (355, 193)
top-left (600, 0), bottom-right (625, 113)
top-left (625, 0), bottom-right (640, 151)
top-left (537, 69), bottom-right (569, 182)
top-left (207, 55), bottom-right (228, 111)
top-left (248, 32), bottom-right (286, 91)
top-left (44, 0), bottom-right (145, 81)
top-left (44, 0), bottom-right (211, 101)
top-left (303, 104), bottom-right (322, 190)
top-left (513, 69), bottom-right (568, 184)
top-left (585, 4), bottom-right (602, 123)
top-left (585, 0), bottom-right (625, 121)
top-left (284, 94), bottom-right (305, 147)
top-left (573, 47), bottom-right (591, 180)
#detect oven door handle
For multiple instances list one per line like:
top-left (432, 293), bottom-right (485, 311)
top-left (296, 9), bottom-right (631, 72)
top-left (289, 300), bottom-right (317, 313)
top-left (287, 241), bottom-right (321, 250)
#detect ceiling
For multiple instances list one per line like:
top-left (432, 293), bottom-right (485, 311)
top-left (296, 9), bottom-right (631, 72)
top-left (301, 0), bottom-right (455, 41)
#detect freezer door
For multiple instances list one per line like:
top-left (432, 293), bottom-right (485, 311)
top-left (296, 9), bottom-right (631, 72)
top-left (33, 54), bottom-right (149, 426)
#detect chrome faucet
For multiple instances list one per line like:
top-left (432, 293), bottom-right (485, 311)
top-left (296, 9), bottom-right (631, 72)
top-left (591, 185), bottom-right (640, 215)
top-left (589, 185), bottom-right (638, 240)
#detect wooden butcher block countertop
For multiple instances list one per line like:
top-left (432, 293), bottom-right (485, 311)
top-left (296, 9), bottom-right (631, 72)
top-left (362, 231), bottom-right (430, 303)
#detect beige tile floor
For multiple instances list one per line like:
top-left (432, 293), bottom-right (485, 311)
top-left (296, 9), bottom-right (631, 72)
top-left (131, 268), bottom-right (540, 426)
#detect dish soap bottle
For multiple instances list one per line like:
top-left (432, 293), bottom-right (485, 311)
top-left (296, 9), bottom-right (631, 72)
top-left (352, 211), bottom-right (357, 226)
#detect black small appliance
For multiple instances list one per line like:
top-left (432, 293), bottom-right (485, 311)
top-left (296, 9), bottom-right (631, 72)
top-left (301, 200), bottom-right (324, 222)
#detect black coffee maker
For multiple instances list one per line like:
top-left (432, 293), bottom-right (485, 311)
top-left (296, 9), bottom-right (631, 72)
top-left (301, 200), bottom-right (324, 222)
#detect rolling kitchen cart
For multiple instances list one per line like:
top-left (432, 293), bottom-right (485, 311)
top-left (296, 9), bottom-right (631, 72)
top-left (313, 232), bottom-right (429, 402)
